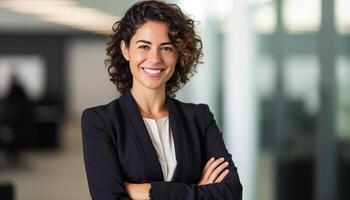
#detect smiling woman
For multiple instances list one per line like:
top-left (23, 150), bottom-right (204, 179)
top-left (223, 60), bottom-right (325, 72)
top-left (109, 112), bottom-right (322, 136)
top-left (81, 1), bottom-right (242, 200)
top-left (105, 0), bottom-right (202, 96)
top-left (120, 21), bottom-right (178, 91)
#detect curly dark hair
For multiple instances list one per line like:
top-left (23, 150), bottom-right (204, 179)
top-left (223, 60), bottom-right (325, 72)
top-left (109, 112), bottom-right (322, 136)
top-left (105, 0), bottom-right (203, 96)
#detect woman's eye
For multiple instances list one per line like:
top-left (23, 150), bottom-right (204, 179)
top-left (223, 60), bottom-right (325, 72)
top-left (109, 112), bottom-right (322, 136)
top-left (161, 47), bottom-right (173, 52)
top-left (138, 45), bottom-right (150, 49)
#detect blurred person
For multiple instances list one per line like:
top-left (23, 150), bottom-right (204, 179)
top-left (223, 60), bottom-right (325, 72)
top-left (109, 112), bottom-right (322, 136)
top-left (81, 1), bottom-right (242, 199)
top-left (0, 73), bottom-right (34, 166)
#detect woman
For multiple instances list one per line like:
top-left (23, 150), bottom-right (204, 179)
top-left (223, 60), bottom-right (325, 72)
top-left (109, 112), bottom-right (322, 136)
top-left (81, 1), bottom-right (242, 199)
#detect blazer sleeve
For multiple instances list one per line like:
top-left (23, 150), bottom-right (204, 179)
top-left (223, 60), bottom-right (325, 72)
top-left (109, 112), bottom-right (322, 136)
top-left (81, 108), bottom-right (130, 200)
top-left (150, 105), bottom-right (243, 200)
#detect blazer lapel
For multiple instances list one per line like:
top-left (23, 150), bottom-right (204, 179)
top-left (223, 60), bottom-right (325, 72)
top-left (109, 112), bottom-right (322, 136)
top-left (119, 91), bottom-right (164, 181)
top-left (166, 97), bottom-right (188, 182)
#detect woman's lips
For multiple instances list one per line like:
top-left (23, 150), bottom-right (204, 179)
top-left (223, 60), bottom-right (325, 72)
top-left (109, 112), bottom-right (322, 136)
top-left (141, 67), bottom-right (165, 78)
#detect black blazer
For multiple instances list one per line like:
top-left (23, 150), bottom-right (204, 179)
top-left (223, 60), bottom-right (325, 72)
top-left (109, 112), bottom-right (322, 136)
top-left (81, 90), bottom-right (242, 200)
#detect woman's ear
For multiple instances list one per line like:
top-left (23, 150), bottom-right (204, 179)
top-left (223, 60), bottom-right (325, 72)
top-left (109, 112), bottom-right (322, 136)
top-left (120, 40), bottom-right (130, 61)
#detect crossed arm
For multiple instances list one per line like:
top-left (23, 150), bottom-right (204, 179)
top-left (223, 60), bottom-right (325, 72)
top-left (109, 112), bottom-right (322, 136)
top-left (125, 157), bottom-right (230, 199)
top-left (82, 105), bottom-right (242, 200)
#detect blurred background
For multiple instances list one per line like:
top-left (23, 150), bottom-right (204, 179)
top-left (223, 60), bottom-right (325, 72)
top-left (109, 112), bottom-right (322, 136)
top-left (0, 0), bottom-right (349, 200)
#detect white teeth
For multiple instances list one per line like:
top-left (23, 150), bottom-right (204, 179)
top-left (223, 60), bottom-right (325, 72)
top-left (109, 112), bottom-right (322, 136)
top-left (143, 68), bottom-right (162, 74)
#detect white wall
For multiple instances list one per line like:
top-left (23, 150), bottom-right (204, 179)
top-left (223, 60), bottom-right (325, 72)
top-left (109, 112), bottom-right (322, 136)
top-left (65, 38), bottom-right (119, 118)
top-left (223, 1), bottom-right (258, 200)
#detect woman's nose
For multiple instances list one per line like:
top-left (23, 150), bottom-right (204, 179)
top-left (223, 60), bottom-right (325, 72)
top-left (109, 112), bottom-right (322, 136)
top-left (148, 49), bottom-right (161, 63)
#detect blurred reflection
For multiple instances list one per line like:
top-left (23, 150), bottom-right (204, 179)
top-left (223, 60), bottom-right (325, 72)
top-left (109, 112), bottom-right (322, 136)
top-left (0, 73), bottom-right (34, 166)
top-left (254, 0), bottom-right (349, 198)
top-left (336, 56), bottom-right (350, 200)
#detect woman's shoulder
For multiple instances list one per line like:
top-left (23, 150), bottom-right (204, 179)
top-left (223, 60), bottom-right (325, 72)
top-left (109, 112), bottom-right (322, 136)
top-left (81, 98), bottom-right (122, 120)
top-left (169, 98), bottom-right (214, 131)
top-left (169, 97), bottom-right (210, 116)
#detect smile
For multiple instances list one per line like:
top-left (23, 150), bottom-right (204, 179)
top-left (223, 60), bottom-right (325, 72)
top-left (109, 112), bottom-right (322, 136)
top-left (141, 67), bottom-right (165, 77)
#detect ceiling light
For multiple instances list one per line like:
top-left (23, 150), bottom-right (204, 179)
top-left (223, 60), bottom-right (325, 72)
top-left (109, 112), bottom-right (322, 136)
top-left (0, 0), bottom-right (119, 34)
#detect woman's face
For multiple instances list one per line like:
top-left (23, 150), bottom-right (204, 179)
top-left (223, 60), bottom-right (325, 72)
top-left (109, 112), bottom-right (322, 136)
top-left (121, 20), bottom-right (178, 92)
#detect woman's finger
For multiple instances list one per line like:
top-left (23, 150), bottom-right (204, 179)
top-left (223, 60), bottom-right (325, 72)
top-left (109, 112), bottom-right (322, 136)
top-left (198, 157), bottom-right (227, 186)
top-left (202, 157), bottom-right (225, 181)
top-left (203, 157), bottom-right (215, 173)
top-left (200, 158), bottom-right (216, 182)
top-left (206, 157), bottom-right (225, 174)
top-left (214, 169), bottom-right (229, 183)
top-left (208, 161), bottom-right (229, 182)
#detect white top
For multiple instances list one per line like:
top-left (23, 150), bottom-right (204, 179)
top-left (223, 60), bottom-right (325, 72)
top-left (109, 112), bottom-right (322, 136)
top-left (143, 116), bottom-right (177, 181)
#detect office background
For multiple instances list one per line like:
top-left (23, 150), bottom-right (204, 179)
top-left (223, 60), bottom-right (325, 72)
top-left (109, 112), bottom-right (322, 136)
top-left (0, 0), bottom-right (349, 200)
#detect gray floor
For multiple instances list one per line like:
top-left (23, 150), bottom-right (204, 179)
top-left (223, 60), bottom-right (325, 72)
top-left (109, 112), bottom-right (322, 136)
top-left (0, 118), bottom-right (90, 200)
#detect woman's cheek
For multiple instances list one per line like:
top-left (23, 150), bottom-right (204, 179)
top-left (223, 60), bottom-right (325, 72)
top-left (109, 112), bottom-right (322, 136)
top-left (134, 52), bottom-right (147, 64)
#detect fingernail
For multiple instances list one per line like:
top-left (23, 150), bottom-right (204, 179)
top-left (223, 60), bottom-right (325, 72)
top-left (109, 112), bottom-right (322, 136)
top-left (220, 157), bottom-right (225, 161)
top-left (210, 157), bottom-right (214, 161)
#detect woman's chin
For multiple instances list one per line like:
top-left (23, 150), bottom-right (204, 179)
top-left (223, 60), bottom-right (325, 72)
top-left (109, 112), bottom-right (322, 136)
top-left (138, 81), bottom-right (166, 91)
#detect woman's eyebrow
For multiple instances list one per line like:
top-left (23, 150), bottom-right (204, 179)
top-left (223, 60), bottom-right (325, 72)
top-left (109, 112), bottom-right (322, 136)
top-left (136, 40), bottom-right (151, 44)
top-left (136, 40), bottom-right (173, 45)
top-left (160, 42), bottom-right (173, 46)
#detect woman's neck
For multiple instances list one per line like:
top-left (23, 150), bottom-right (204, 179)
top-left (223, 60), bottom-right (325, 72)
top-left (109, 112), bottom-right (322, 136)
top-left (130, 86), bottom-right (168, 119)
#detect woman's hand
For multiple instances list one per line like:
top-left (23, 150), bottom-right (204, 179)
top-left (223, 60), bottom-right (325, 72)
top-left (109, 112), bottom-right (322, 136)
top-left (124, 182), bottom-right (151, 200)
top-left (198, 157), bottom-right (230, 186)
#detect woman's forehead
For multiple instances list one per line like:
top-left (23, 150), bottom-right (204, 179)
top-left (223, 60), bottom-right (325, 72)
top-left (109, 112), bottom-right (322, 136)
top-left (131, 21), bottom-right (171, 43)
